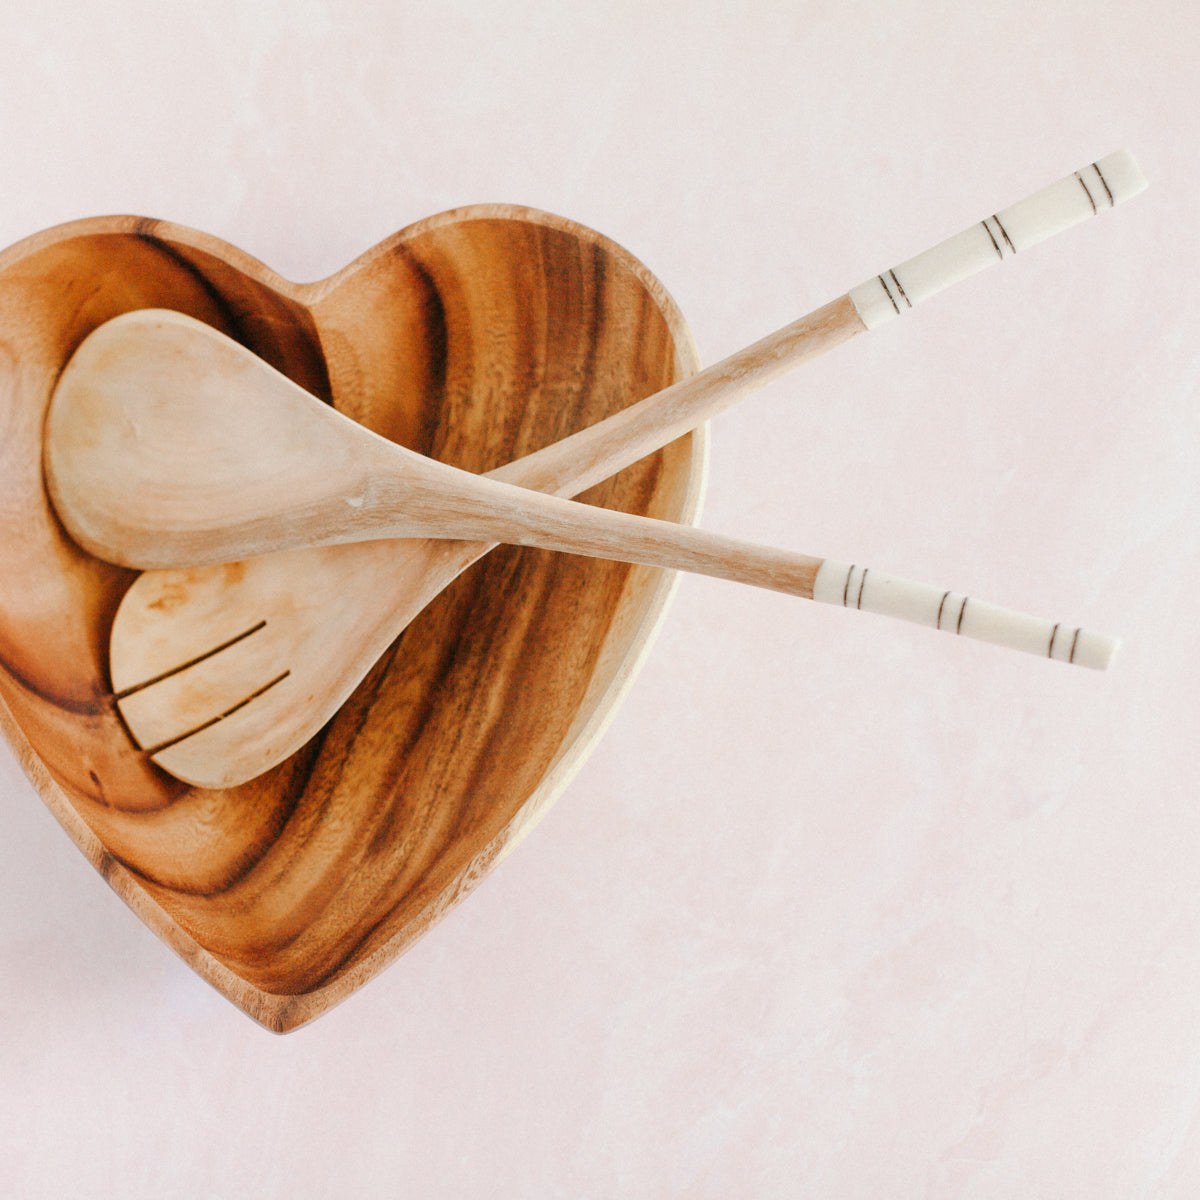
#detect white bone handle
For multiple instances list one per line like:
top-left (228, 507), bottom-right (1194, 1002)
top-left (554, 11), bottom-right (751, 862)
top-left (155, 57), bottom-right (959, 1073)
top-left (848, 150), bottom-right (1147, 330)
top-left (812, 559), bottom-right (1118, 669)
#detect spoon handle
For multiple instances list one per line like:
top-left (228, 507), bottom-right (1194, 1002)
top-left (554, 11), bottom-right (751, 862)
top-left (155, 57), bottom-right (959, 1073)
top-left (847, 151), bottom-right (1147, 329)
top-left (495, 151), bottom-right (1146, 500)
top-left (811, 560), bottom-right (1115, 669)
top-left (449, 480), bottom-right (1116, 669)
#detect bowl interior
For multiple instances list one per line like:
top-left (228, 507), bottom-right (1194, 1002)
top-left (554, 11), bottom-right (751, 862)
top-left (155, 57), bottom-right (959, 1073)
top-left (0, 208), bottom-right (703, 1030)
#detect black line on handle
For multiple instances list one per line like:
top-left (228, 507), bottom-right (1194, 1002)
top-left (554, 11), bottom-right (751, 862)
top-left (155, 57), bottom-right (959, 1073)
top-left (993, 214), bottom-right (1016, 254)
top-left (936, 591), bottom-right (951, 630)
top-left (856, 568), bottom-right (869, 610)
top-left (877, 275), bottom-right (901, 315)
top-left (1092, 161), bottom-right (1115, 206)
top-left (843, 564), bottom-right (856, 607)
top-left (888, 270), bottom-right (912, 308)
top-left (1076, 171), bottom-right (1097, 214)
top-left (1069, 628), bottom-right (1081, 664)
top-left (956, 597), bottom-right (969, 635)
top-left (1048, 623), bottom-right (1060, 659)
top-left (981, 220), bottom-right (1003, 260)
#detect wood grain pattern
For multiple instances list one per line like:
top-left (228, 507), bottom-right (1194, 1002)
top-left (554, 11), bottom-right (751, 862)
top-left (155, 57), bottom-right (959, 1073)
top-left (0, 208), bottom-right (705, 1030)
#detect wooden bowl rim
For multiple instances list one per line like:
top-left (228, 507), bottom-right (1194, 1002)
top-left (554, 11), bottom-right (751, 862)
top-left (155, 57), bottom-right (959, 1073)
top-left (0, 206), bottom-right (708, 1031)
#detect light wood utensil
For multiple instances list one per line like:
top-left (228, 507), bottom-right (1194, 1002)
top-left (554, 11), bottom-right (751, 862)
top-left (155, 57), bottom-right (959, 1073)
top-left (43, 152), bottom-right (1145, 788)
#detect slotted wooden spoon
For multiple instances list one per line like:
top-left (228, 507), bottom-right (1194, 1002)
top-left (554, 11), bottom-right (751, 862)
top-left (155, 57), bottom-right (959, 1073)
top-left (47, 151), bottom-right (1144, 788)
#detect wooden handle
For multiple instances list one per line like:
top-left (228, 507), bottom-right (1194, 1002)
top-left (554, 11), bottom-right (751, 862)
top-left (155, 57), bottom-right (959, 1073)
top-left (489, 297), bottom-right (865, 499)
top-left (46, 154), bottom-right (1148, 573)
top-left (812, 560), bottom-right (1117, 669)
top-left (847, 150), bottom-right (1147, 330)
top-left (459, 491), bottom-right (1117, 669)
top-left (497, 153), bottom-right (1145, 502)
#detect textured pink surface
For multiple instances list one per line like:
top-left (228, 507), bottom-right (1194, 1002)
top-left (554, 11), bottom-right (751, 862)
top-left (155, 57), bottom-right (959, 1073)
top-left (1, 2), bottom-right (1197, 1196)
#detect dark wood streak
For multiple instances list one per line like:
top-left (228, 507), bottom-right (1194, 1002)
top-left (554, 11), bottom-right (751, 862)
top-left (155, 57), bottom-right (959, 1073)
top-left (134, 227), bottom-right (246, 335)
top-left (559, 236), bottom-right (611, 449)
top-left (132, 231), bottom-right (333, 405)
top-left (0, 655), bottom-right (111, 717)
top-left (385, 241), bottom-right (450, 458)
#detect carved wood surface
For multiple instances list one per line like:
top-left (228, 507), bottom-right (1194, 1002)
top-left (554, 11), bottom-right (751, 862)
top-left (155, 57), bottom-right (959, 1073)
top-left (0, 208), bottom-right (704, 1030)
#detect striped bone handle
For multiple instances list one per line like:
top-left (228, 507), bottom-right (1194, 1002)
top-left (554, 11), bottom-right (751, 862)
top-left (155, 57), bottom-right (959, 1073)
top-left (848, 150), bottom-right (1147, 329)
top-left (812, 560), bottom-right (1118, 669)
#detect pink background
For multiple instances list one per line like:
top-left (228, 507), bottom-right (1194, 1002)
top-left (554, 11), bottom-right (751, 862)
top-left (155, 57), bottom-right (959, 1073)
top-left (1, 2), bottom-right (1197, 1195)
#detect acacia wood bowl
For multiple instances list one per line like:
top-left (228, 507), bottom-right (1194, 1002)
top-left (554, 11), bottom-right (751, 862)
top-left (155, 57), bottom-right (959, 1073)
top-left (0, 207), bottom-right (705, 1031)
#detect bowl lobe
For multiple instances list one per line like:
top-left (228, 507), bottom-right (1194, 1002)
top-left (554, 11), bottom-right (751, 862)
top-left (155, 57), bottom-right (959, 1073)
top-left (0, 206), bottom-right (704, 1030)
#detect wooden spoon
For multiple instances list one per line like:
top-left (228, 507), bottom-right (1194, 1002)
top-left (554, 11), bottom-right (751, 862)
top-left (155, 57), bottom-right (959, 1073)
top-left (47, 306), bottom-right (1120, 630)
top-left (49, 151), bottom-right (1144, 788)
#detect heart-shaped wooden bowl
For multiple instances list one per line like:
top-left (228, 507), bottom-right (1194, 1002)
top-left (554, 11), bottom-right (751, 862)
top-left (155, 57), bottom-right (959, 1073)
top-left (0, 206), bottom-right (705, 1031)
